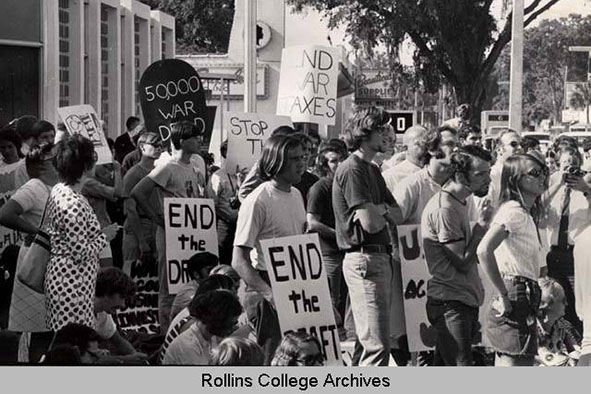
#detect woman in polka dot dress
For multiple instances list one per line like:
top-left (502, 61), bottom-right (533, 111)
top-left (45, 135), bottom-right (119, 331)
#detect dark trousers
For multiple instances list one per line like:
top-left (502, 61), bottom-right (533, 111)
top-left (547, 247), bottom-right (583, 334)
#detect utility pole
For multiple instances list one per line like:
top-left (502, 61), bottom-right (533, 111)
top-left (244, 0), bottom-right (257, 112)
top-left (508, 0), bottom-right (524, 132)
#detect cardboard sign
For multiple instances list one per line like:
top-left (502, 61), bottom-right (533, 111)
top-left (260, 233), bottom-right (342, 366)
top-left (276, 45), bottom-right (339, 126)
top-left (57, 104), bottom-right (113, 165)
top-left (114, 259), bottom-right (160, 335)
top-left (224, 112), bottom-right (292, 174)
top-left (0, 162), bottom-right (24, 251)
top-left (139, 59), bottom-right (215, 145)
top-left (397, 224), bottom-right (434, 353)
top-left (164, 198), bottom-right (218, 294)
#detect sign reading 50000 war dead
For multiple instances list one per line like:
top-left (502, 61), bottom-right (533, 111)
top-left (164, 198), bottom-right (218, 294)
top-left (276, 45), bottom-right (339, 126)
top-left (261, 234), bottom-right (342, 365)
top-left (139, 59), bottom-right (215, 145)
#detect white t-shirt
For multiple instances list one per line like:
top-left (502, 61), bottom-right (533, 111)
top-left (234, 182), bottom-right (306, 271)
top-left (154, 151), bottom-right (206, 178)
top-left (162, 322), bottom-right (220, 365)
top-left (10, 178), bottom-right (50, 229)
top-left (383, 159), bottom-right (421, 193)
top-left (491, 201), bottom-right (546, 281)
top-left (94, 311), bottom-right (117, 339)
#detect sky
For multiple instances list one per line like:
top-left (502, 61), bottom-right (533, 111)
top-left (285, 0), bottom-right (591, 57)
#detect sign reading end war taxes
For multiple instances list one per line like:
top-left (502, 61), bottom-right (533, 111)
top-left (139, 59), bottom-right (209, 144)
top-left (224, 112), bottom-right (292, 175)
top-left (164, 198), bottom-right (218, 294)
top-left (397, 224), bottom-right (435, 353)
top-left (276, 45), bottom-right (339, 126)
top-left (57, 104), bottom-right (113, 165)
top-left (260, 234), bottom-right (342, 366)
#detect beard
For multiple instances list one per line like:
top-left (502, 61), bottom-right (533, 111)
top-left (473, 187), bottom-right (489, 198)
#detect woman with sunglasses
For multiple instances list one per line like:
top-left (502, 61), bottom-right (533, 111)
top-left (477, 153), bottom-right (549, 366)
top-left (45, 135), bottom-right (120, 332)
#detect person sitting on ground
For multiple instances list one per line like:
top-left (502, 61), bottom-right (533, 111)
top-left (169, 252), bottom-right (219, 321)
top-left (270, 331), bottom-right (324, 366)
top-left (48, 323), bottom-right (110, 365)
top-left (211, 337), bottom-right (264, 366)
top-left (162, 289), bottom-right (243, 365)
top-left (535, 277), bottom-right (581, 367)
top-left (42, 344), bottom-right (83, 366)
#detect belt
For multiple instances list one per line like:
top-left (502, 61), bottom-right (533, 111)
top-left (501, 274), bottom-right (538, 286)
top-left (347, 244), bottom-right (392, 254)
top-left (551, 244), bottom-right (574, 252)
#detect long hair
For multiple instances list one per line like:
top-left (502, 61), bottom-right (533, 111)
top-left (499, 153), bottom-right (548, 224)
top-left (270, 331), bottom-right (322, 366)
top-left (258, 134), bottom-right (302, 181)
top-left (342, 107), bottom-right (391, 151)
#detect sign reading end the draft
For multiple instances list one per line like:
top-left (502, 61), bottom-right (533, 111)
top-left (224, 112), bottom-right (292, 174)
top-left (276, 45), bottom-right (339, 126)
top-left (164, 198), bottom-right (218, 294)
top-left (57, 104), bottom-right (113, 165)
top-left (260, 234), bottom-right (342, 366)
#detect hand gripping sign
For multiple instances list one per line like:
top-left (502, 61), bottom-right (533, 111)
top-left (276, 45), bottom-right (339, 126)
top-left (260, 233), bottom-right (342, 366)
top-left (139, 59), bottom-right (214, 145)
top-left (57, 104), bottom-right (113, 165)
top-left (164, 198), bottom-right (218, 294)
top-left (224, 112), bottom-right (292, 175)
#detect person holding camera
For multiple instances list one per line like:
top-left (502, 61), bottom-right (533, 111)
top-left (209, 140), bottom-right (241, 266)
top-left (543, 146), bottom-right (591, 334)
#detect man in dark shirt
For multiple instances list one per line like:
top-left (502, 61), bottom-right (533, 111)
top-left (332, 107), bottom-right (402, 366)
top-left (114, 116), bottom-right (141, 164)
top-left (307, 141), bottom-right (347, 324)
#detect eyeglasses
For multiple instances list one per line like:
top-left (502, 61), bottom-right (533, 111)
top-left (526, 167), bottom-right (548, 178)
top-left (508, 141), bottom-right (521, 148)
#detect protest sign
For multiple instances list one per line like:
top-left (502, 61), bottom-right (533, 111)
top-left (57, 104), bottom-right (113, 165)
top-left (164, 198), bottom-right (218, 294)
top-left (114, 259), bottom-right (160, 335)
top-left (397, 224), bottom-right (435, 353)
top-left (276, 45), bottom-right (339, 126)
top-left (224, 112), bottom-right (292, 174)
top-left (139, 59), bottom-right (215, 145)
top-left (0, 162), bottom-right (23, 251)
top-left (260, 233), bottom-right (342, 366)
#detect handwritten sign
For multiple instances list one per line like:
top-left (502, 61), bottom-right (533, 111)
top-left (57, 104), bottom-right (113, 165)
top-left (164, 198), bottom-right (218, 294)
top-left (276, 45), bottom-right (339, 126)
top-left (139, 59), bottom-right (215, 146)
top-left (114, 259), bottom-right (160, 335)
top-left (224, 112), bottom-right (292, 174)
top-left (261, 234), bottom-right (342, 366)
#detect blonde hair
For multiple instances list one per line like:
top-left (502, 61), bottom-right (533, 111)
top-left (539, 277), bottom-right (566, 312)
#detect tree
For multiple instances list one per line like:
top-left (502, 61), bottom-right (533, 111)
top-left (570, 81), bottom-right (591, 125)
top-left (287, 0), bottom-right (563, 121)
top-left (139, 0), bottom-right (234, 54)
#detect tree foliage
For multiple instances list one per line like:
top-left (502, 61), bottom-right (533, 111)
top-left (288, 0), bottom-right (563, 120)
top-left (139, 0), bottom-right (234, 54)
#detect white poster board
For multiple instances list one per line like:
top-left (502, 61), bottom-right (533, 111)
top-left (224, 112), bottom-right (292, 174)
top-left (163, 198), bottom-right (218, 294)
top-left (260, 233), bottom-right (342, 366)
top-left (276, 45), bottom-right (339, 126)
top-left (57, 104), bottom-right (113, 165)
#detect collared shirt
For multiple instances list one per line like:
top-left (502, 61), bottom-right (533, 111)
top-left (545, 173), bottom-right (591, 246)
top-left (383, 159), bottom-right (422, 193)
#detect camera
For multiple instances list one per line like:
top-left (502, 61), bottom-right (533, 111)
top-left (229, 196), bottom-right (241, 210)
top-left (566, 166), bottom-right (587, 177)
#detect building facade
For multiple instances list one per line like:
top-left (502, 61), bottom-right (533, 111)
top-left (0, 0), bottom-right (174, 138)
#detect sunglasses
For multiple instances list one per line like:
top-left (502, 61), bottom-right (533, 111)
top-left (508, 141), bottom-right (521, 148)
top-left (526, 167), bottom-right (548, 178)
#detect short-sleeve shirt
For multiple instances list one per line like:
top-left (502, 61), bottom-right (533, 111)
top-left (307, 177), bottom-right (338, 253)
top-left (10, 178), bottom-right (49, 229)
top-left (234, 182), bottom-right (306, 271)
top-left (162, 322), bottom-right (220, 365)
top-left (422, 191), bottom-right (484, 307)
top-left (332, 154), bottom-right (395, 250)
top-left (491, 201), bottom-right (546, 281)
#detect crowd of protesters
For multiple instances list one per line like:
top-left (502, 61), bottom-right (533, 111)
top-left (0, 103), bottom-right (590, 367)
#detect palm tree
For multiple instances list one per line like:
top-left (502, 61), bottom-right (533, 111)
top-left (569, 81), bottom-right (591, 126)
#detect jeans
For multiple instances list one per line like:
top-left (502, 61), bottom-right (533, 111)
top-left (156, 225), bottom-right (175, 335)
top-left (426, 298), bottom-right (480, 366)
top-left (343, 251), bottom-right (393, 366)
top-left (323, 251), bottom-right (346, 324)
